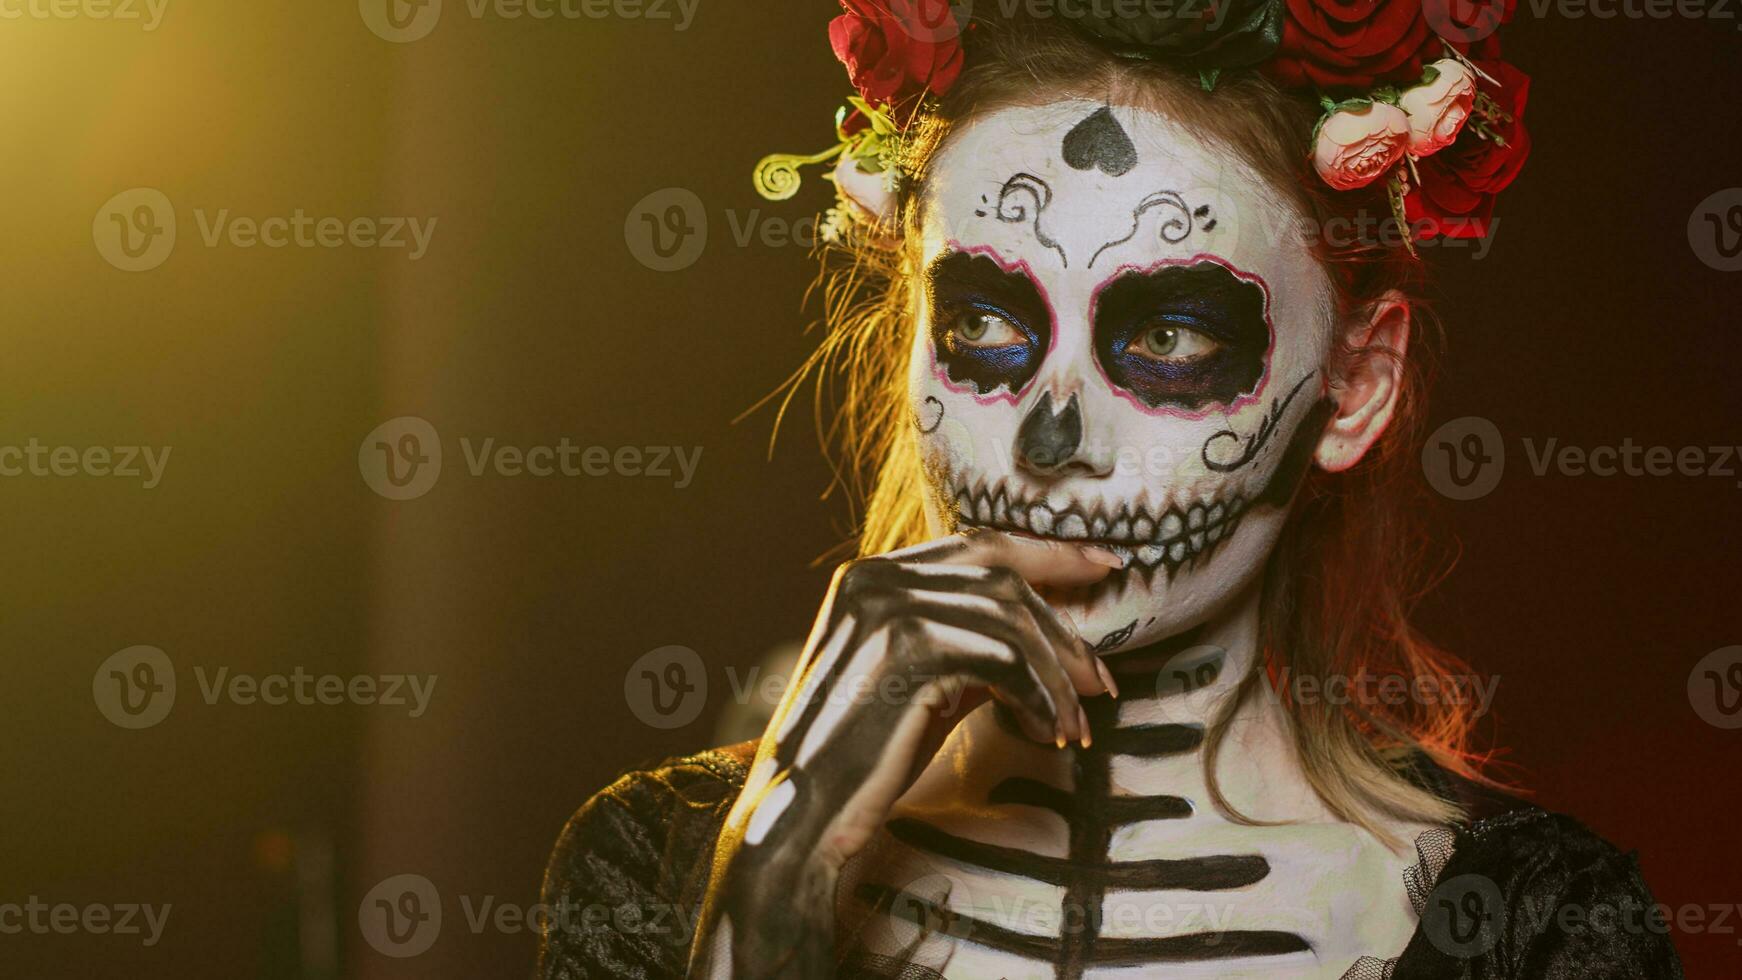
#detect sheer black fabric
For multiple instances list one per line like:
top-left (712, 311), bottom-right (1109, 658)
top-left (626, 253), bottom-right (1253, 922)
top-left (535, 742), bottom-right (1684, 979)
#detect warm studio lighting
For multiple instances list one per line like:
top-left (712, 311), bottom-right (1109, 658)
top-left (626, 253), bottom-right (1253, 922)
top-left (5, 2), bottom-right (1737, 979)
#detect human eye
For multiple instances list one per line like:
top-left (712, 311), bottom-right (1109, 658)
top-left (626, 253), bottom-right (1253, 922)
top-left (946, 307), bottom-right (1027, 350)
top-left (1124, 318), bottom-right (1222, 363)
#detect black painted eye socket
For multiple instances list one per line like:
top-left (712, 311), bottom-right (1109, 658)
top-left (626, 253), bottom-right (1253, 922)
top-left (1094, 262), bottom-right (1269, 411)
top-left (927, 252), bottom-right (1051, 396)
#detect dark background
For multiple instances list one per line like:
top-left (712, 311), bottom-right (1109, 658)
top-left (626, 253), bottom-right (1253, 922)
top-left (1, 1), bottom-right (1738, 977)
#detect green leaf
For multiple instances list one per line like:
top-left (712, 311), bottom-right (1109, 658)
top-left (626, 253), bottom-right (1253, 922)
top-left (1198, 68), bottom-right (1221, 92)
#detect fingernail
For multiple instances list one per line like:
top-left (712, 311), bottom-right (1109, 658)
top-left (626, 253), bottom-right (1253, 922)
top-left (1095, 657), bottom-right (1120, 699)
top-left (1078, 704), bottom-right (1092, 749)
top-left (1054, 720), bottom-right (1067, 750)
top-left (1079, 544), bottom-right (1127, 569)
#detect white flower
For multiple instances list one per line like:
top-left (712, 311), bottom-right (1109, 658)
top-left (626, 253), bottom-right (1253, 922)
top-left (1400, 59), bottom-right (1478, 156)
top-left (1312, 101), bottom-right (1411, 191)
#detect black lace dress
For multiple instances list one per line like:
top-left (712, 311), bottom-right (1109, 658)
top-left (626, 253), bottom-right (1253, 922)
top-left (535, 743), bottom-right (1684, 980)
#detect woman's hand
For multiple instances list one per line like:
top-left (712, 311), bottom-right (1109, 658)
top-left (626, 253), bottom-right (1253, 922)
top-left (688, 529), bottom-right (1123, 979)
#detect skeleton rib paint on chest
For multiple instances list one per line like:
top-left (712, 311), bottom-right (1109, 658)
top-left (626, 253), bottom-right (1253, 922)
top-left (833, 622), bottom-right (1432, 980)
top-left (851, 639), bottom-right (1322, 978)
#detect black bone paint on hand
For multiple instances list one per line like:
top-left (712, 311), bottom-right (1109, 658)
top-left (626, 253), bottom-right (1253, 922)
top-left (687, 542), bottom-right (1093, 979)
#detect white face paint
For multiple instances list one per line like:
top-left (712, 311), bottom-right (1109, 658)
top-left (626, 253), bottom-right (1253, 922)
top-left (909, 99), bottom-right (1340, 652)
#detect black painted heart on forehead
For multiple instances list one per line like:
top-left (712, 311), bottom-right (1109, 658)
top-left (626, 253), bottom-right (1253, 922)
top-left (1062, 107), bottom-right (1137, 178)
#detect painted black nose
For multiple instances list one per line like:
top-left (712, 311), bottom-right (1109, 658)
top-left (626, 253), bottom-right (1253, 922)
top-left (1017, 393), bottom-right (1082, 473)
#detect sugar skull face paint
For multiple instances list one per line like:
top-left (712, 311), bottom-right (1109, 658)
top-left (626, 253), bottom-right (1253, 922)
top-left (911, 100), bottom-right (1341, 651)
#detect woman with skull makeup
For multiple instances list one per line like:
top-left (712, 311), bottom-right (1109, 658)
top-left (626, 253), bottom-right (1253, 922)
top-left (539, 8), bottom-right (1683, 980)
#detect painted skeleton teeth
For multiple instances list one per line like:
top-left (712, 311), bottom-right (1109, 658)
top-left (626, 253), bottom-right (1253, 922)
top-left (947, 475), bottom-right (1248, 576)
top-left (1027, 503), bottom-right (1055, 535)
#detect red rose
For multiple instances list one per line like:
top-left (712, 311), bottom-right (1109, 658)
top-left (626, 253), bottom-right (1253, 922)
top-left (1406, 60), bottom-right (1532, 239)
top-left (829, 0), bottom-right (965, 125)
top-left (1265, 0), bottom-right (1433, 91)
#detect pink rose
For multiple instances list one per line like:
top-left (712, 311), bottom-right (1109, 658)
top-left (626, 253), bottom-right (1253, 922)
top-left (1398, 58), bottom-right (1477, 156)
top-left (1312, 101), bottom-right (1410, 191)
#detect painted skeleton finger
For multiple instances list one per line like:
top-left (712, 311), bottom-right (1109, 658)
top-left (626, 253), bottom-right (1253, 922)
top-left (695, 554), bottom-right (1109, 979)
top-left (886, 526), bottom-right (1121, 589)
top-left (887, 558), bottom-right (1109, 700)
top-left (893, 589), bottom-right (1081, 747)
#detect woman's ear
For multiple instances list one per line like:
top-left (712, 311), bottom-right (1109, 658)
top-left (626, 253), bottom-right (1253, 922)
top-left (1314, 290), bottom-right (1411, 473)
top-left (830, 153), bottom-right (900, 248)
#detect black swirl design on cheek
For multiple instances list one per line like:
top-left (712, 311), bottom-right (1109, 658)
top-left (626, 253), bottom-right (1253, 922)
top-left (915, 396), bottom-right (944, 434)
top-left (975, 173), bottom-right (1069, 268)
top-left (1090, 191), bottom-right (1216, 269)
top-left (1201, 372), bottom-right (1316, 473)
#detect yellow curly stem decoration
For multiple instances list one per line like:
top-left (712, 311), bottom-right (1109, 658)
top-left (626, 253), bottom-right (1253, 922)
top-left (753, 143), bottom-right (847, 202)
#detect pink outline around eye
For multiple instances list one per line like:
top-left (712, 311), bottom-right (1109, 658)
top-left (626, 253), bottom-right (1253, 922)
top-left (1084, 252), bottom-right (1277, 420)
top-left (926, 242), bottom-right (1060, 407)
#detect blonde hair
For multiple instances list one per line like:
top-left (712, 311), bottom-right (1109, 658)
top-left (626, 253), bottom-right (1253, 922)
top-left (773, 16), bottom-right (1494, 838)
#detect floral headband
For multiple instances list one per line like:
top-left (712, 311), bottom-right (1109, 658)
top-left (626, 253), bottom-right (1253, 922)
top-left (754, 0), bottom-right (1531, 254)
